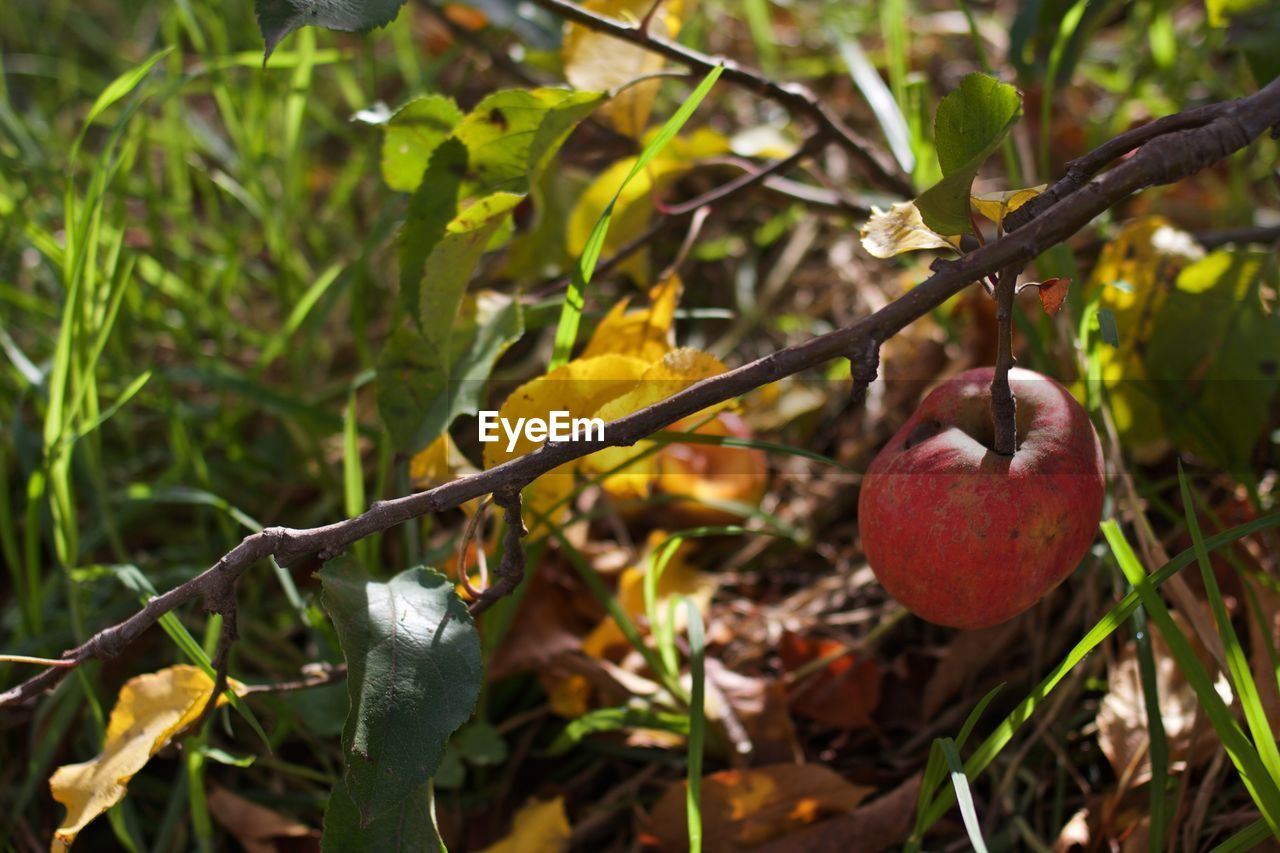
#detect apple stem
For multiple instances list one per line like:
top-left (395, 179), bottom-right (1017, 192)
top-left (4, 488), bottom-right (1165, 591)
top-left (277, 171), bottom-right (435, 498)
top-left (991, 265), bottom-right (1021, 456)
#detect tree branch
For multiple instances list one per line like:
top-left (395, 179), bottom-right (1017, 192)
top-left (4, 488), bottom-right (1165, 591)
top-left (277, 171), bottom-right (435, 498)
top-left (3, 76), bottom-right (1278, 711)
top-left (991, 264), bottom-right (1021, 456)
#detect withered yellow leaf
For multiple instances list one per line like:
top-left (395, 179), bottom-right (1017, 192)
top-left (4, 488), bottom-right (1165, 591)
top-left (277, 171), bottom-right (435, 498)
top-left (478, 795), bottom-right (572, 853)
top-left (50, 665), bottom-right (246, 850)
top-left (484, 353), bottom-right (650, 520)
top-left (970, 184), bottom-right (1046, 226)
top-left (584, 348), bottom-right (729, 498)
top-left (580, 272), bottom-right (681, 362)
top-left (409, 432), bottom-right (474, 487)
top-left (859, 201), bottom-right (957, 259)
top-left (410, 432), bottom-right (481, 517)
top-left (654, 411), bottom-right (768, 515)
top-left (563, 0), bottom-right (685, 138)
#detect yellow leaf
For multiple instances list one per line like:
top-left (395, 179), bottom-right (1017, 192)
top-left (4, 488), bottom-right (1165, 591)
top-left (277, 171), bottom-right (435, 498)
top-left (409, 432), bottom-right (482, 517)
top-left (50, 665), bottom-right (246, 850)
top-left (541, 670), bottom-right (593, 718)
top-left (582, 534), bottom-right (717, 659)
top-left (970, 184), bottom-right (1046, 227)
top-left (1080, 216), bottom-right (1204, 461)
top-left (567, 128), bottom-right (728, 281)
top-left (859, 201), bottom-right (958, 259)
top-left (483, 353), bottom-right (650, 520)
top-left (584, 348), bottom-right (729, 498)
top-left (479, 796), bottom-right (572, 853)
top-left (654, 411), bottom-right (768, 516)
top-left (580, 272), bottom-right (681, 362)
top-left (409, 432), bottom-right (474, 487)
top-left (563, 0), bottom-right (685, 138)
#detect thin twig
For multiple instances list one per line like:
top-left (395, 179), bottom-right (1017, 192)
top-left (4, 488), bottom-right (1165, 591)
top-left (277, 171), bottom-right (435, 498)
top-left (3, 76), bottom-right (1278, 709)
top-left (240, 663), bottom-right (348, 695)
top-left (468, 492), bottom-right (529, 616)
top-left (531, 139), bottom-right (822, 298)
top-left (524, 0), bottom-right (913, 196)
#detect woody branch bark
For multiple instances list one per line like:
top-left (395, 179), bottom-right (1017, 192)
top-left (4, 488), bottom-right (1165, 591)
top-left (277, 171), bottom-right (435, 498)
top-left (2, 76), bottom-right (1278, 710)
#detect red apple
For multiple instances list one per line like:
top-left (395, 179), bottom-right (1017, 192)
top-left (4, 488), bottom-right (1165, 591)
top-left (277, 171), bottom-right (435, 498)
top-left (858, 366), bottom-right (1105, 629)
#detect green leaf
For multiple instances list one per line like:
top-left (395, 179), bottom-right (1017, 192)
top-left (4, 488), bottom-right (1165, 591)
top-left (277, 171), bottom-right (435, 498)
top-left (915, 73), bottom-right (1022, 235)
top-left (377, 292), bottom-right (523, 451)
top-left (319, 557), bottom-right (482, 825)
top-left (453, 88), bottom-right (604, 198)
top-left (419, 193), bottom-right (523, 340)
top-left (397, 138), bottom-right (470, 320)
top-left (1145, 251), bottom-right (1279, 472)
top-left (1207, 0), bottom-right (1272, 26)
top-left (256, 0), bottom-right (408, 60)
top-left (452, 722), bottom-right (508, 766)
top-left (322, 779), bottom-right (442, 852)
top-left (381, 95), bottom-right (464, 193)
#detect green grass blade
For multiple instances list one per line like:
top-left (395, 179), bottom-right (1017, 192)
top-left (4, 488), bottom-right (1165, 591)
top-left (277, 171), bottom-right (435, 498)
top-left (940, 737), bottom-right (988, 853)
top-left (1211, 818), bottom-right (1271, 852)
top-left (1104, 519), bottom-right (1280, 836)
top-left (684, 596), bottom-right (706, 853)
top-left (530, 505), bottom-right (686, 702)
top-left (343, 391), bottom-right (371, 567)
top-left (911, 684), bottom-right (1002, 848)
top-left (1039, 0), bottom-right (1087, 178)
top-left (648, 429), bottom-right (851, 471)
top-left (1129, 600), bottom-right (1168, 853)
top-left (81, 48), bottom-right (173, 133)
top-left (957, 683), bottom-right (1004, 750)
top-left (110, 565), bottom-right (271, 750)
top-left (549, 65), bottom-right (723, 368)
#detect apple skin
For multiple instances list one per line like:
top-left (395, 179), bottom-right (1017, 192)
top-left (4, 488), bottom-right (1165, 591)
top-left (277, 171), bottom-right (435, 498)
top-left (857, 366), bottom-right (1105, 629)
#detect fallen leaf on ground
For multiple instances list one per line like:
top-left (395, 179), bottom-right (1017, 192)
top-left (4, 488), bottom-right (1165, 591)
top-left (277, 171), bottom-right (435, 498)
top-left (1096, 611), bottom-right (1224, 789)
top-left (753, 773), bottom-right (921, 853)
top-left (207, 784), bottom-right (319, 853)
top-left (580, 273), bottom-right (681, 363)
top-left (479, 795), bottom-right (571, 853)
top-left (50, 665), bottom-right (247, 849)
top-left (779, 631), bottom-right (881, 730)
top-left (704, 660), bottom-right (800, 765)
top-left (646, 763), bottom-right (873, 851)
